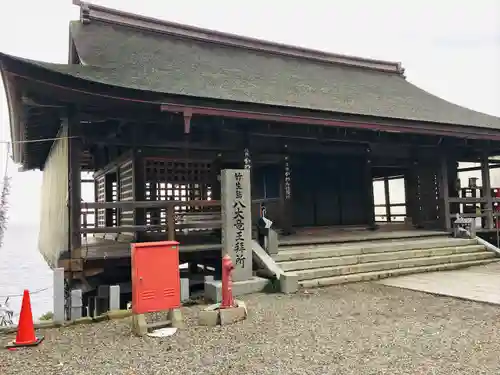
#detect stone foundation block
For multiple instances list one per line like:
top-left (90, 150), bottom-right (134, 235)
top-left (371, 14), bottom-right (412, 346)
top-left (198, 310), bottom-right (219, 327)
top-left (198, 300), bottom-right (248, 327)
top-left (280, 272), bottom-right (299, 294)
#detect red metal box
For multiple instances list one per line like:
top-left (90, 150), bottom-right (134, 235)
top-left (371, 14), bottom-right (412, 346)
top-left (131, 241), bottom-right (181, 314)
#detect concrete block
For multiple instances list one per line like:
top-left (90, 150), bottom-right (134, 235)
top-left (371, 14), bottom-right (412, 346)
top-left (167, 308), bottom-right (184, 329)
top-left (106, 309), bottom-right (132, 320)
top-left (204, 280), bottom-right (222, 303)
top-left (280, 272), bottom-right (299, 294)
top-left (233, 277), bottom-right (270, 295)
top-left (251, 240), bottom-right (283, 279)
top-left (268, 229), bottom-right (279, 256)
top-left (219, 306), bottom-right (246, 325)
top-left (131, 314), bottom-right (148, 336)
top-left (109, 285), bottom-right (120, 311)
top-left (198, 300), bottom-right (248, 327)
top-left (204, 275), bottom-right (214, 299)
top-left (53, 268), bottom-right (65, 324)
top-left (204, 277), bottom-right (270, 303)
top-left (70, 289), bottom-right (83, 320)
top-left (180, 278), bottom-right (190, 302)
top-left (198, 310), bottom-right (219, 327)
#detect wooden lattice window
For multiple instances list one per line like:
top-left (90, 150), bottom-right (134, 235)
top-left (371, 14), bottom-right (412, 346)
top-left (96, 175), bottom-right (106, 228)
top-left (144, 158), bottom-right (214, 233)
top-left (111, 180), bottom-right (118, 226)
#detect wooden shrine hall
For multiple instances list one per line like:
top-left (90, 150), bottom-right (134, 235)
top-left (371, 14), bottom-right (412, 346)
top-left (2, 1), bottom-right (500, 291)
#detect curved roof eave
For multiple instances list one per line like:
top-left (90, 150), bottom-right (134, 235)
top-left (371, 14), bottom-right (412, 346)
top-left (0, 62), bottom-right (23, 163)
top-left (2, 51), bottom-right (500, 145)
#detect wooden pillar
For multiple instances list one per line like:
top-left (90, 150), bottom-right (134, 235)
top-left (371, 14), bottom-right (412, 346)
top-left (364, 153), bottom-right (376, 229)
top-left (448, 161), bottom-right (460, 217)
top-left (281, 146), bottom-right (293, 235)
top-left (438, 154), bottom-right (451, 231)
top-left (133, 149), bottom-right (145, 241)
top-left (481, 153), bottom-right (494, 229)
top-left (383, 177), bottom-right (391, 223)
top-left (405, 161), bottom-right (420, 227)
top-left (211, 153), bottom-right (222, 201)
top-left (104, 173), bottom-right (114, 227)
top-left (68, 114), bottom-right (82, 259)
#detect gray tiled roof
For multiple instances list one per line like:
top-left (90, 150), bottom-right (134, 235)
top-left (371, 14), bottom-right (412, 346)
top-left (67, 21), bottom-right (500, 129)
top-left (7, 19), bottom-right (500, 131)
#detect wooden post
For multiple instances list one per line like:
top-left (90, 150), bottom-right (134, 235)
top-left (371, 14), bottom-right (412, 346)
top-left (68, 114), bottom-right (82, 259)
top-left (167, 207), bottom-right (175, 241)
top-left (481, 153), bottom-right (494, 230)
top-left (133, 149), bottom-right (145, 241)
top-left (281, 150), bottom-right (293, 235)
top-left (383, 177), bottom-right (391, 222)
top-left (104, 173), bottom-right (114, 227)
top-left (364, 152), bottom-right (376, 229)
top-left (439, 154), bottom-right (452, 231)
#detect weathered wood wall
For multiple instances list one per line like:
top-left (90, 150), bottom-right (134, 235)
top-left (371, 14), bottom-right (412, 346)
top-left (38, 125), bottom-right (69, 267)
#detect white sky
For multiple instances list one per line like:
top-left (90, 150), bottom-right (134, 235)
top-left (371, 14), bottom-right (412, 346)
top-left (0, 0), bottom-right (499, 225)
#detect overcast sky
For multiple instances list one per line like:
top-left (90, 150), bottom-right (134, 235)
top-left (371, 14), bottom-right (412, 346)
top-left (0, 0), bottom-right (499, 225)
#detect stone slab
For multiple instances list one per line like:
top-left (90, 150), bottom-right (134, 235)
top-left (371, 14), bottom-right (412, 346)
top-left (219, 306), bottom-right (246, 325)
top-left (204, 277), bottom-right (270, 303)
top-left (167, 308), bottom-right (184, 329)
top-left (252, 240), bottom-right (283, 279)
top-left (180, 278), bottom-right (190, 302)
top-left (198, 310), bottom-right (219, 327)
top-left (109, 285), bottom-right (120, 311)
top-left (198, 300), bottom-right (247, 326)
top-left (131, 314), bottom-right (148, 336)
top-left (53, 268), bottom-right (65, 323)
top-left (70, 289), bottom-right (83, 320)
top-left (280, 272), bottom-right (299, 294)
top-left (377, 261), bottom-right (500, 304)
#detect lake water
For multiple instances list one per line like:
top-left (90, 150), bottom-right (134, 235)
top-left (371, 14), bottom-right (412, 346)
top-left (0, 223), bottom-right (53, 323)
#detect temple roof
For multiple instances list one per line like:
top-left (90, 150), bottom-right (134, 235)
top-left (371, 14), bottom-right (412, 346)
top-left (63, 1), bottom-right (500, 130)
top-left (2, 0), bottom-right (500, 168)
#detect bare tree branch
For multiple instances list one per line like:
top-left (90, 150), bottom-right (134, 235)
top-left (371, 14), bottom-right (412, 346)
top-left (0, 175), bottom-right (11, 249)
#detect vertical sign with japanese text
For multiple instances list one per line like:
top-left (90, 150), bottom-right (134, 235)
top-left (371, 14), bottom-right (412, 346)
top-left (221, 169), bottom-right (252, 282)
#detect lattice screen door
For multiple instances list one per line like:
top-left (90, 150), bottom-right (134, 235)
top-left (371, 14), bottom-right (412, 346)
top-left (144, 158), bottom-right (213, 233)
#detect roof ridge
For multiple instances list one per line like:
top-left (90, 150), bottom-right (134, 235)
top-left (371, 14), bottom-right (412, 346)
top-left (73, 0), bottom-right (405, 75)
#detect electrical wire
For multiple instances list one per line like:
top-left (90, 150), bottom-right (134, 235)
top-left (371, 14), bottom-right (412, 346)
top-left (0, 135), bottom-right (79, 145)
top-left (0, 286), bottom-right (51, 299)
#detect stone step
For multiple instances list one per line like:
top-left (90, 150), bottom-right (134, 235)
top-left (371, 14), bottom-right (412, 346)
top-left (299, 258), bottom-right (499, 288)
top-left (274, 237), bottom-right (477, 262)
top-left (279, 230), bottom-right (448, 247)
top-left (278, 244), bottom-right (486, 272)
top-left (295, 251), bottom-right (495, 281)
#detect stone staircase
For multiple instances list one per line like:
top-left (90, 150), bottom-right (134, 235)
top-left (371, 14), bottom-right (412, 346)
top-left (272, 233), bottom-right (498, 288)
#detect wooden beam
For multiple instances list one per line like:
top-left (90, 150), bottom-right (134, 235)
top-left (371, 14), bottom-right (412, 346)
top-left (81, 199), bottom-right (221, 209)
top-left (79, 221), bottom-right (222, 234)
top-left (365, 154), bottom-right (376, 228)
top-left (482, 152), bottom-right (494, 229)
top-left (383, 177), bottom-right (391, 222)
top-left (457, 163), bottom-right (500, 173)
top-left (439, 155), bottom-right (451, 231)
top-left (68, 113), bottom-right (82, 258)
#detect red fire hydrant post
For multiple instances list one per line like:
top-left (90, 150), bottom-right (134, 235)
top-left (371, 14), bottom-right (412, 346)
top-left (221, 255), bottom-right (235, 309)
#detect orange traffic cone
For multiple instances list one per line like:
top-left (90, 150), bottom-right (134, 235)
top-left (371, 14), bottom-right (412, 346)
top-left (6, 290), bottom-right (44, 349)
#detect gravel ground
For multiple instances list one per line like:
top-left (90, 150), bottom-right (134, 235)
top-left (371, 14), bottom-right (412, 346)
top-left (1, 282), bottom-right (500, 375)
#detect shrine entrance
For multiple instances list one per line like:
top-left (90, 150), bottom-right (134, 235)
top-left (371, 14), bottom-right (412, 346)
top-left (292, 155), bottom-right (370, 228)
